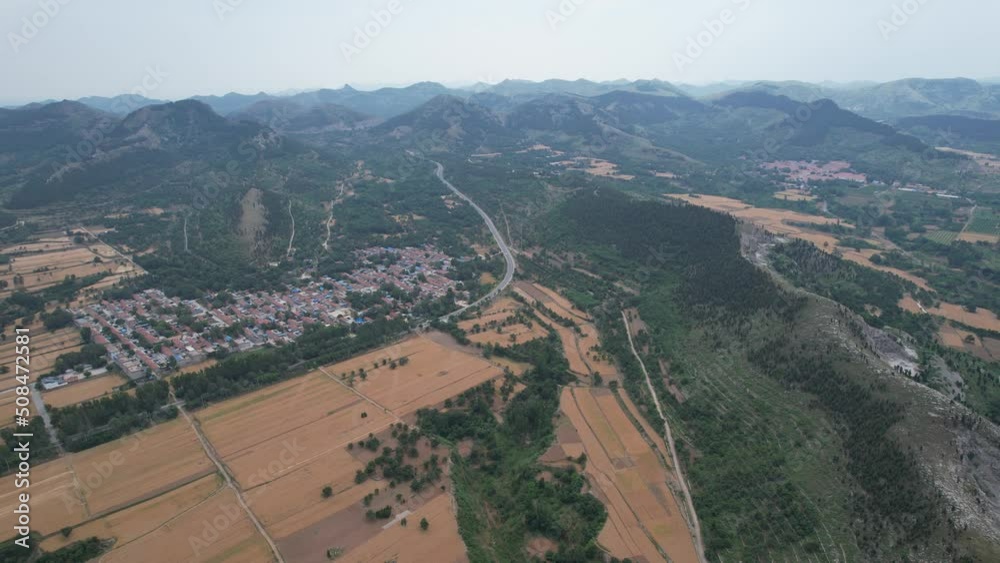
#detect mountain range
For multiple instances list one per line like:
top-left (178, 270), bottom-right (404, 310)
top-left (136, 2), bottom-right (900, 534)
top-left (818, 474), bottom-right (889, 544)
top-left (21, 77), bottom-right (1000, 125)
top-left (3, 75), bottom-right (997, 211)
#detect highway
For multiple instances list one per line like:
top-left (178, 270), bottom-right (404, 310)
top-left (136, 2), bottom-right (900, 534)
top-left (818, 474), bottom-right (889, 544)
top-left (431, 160), bottom-right (516, 320)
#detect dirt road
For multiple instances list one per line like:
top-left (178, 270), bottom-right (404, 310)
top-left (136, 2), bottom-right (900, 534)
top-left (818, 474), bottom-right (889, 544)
top-left (622, 310), bottom-right (706, 563)
top-left (176, 397), bottom-right (284, 563)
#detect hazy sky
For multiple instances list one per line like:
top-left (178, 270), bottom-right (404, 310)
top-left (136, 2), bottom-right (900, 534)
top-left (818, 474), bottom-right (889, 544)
top-left (2, 0), bottom-right (997, 104)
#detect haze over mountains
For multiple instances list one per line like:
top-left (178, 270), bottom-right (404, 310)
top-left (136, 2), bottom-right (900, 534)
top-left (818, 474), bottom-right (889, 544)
top-left (8, 75), bottom-right (1000, 212)
top-left (4, 75), bottom-right (1000, 563)
top-left (20, 76), bottom-right (1000, 122)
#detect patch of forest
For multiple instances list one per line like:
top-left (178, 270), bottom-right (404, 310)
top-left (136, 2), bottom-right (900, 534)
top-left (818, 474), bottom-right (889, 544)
top-left (417, 336), bottom-right (609, 562)
top-left (49, 380), bottom-right (176, 452)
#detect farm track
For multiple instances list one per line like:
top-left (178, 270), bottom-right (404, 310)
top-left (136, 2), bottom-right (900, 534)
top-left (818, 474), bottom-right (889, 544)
top-left (316, 365), bottom-right (402, 423)
top-left (77, 226), bottom-right (141, 270)
top-left (30, 387), bottom-right (64, 455)
top-left (175, 397), bottom-right (284, 563)
top-left (621, 311), bottom-right (706, 563)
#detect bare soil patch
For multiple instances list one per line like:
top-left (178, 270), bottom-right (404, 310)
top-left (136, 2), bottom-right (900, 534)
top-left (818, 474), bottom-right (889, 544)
top-left (337, 493), bottom-right (468, 563)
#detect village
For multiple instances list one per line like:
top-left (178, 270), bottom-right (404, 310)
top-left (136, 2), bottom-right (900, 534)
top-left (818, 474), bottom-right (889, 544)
top-left (53, 245), bottom-right (462, 383)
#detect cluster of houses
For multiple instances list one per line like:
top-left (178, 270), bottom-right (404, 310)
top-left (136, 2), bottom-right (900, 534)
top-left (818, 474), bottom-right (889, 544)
top-left (761, 160), bottom-right (869, 186)
top-left (68, 245), bottom-right (462, 380)
top-left (39, 365), bottom-right (109, 391)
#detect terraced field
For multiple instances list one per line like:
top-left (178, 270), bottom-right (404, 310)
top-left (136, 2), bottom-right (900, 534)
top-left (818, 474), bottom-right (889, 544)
top-left (967, 207), bottom-right (999, 236)
top-left (923, 230), bottom-right (960, 245)
top-left (546, 386), bottom-right (699, 563)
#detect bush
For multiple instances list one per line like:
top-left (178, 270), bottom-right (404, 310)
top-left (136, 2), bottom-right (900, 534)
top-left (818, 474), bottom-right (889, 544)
top-left (42, 309), bottom-right (74, 331)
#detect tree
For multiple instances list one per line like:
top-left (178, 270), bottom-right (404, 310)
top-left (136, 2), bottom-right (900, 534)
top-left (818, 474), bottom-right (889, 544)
top-left (419, 517), bottom-right (429, 531)
top-left (322, 486), bottom-right (333, 498)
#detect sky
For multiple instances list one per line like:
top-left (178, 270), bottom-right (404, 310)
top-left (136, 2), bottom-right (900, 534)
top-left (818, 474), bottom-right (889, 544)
top-left (2, 0), bottom-right (997, 104)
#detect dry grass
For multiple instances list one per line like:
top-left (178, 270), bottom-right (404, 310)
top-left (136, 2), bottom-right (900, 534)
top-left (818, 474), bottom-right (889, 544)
top-left (41, 374), bottom-right (126, 409)
top-left (0, 234), bottom-right (142, 300)
top-left (555, 157), bottom-right (635, 180)
top-left (667, 194), bottom-right (939, 291)
top-left (0, 419), bottom-right (213, 536)
top-left (0, 456), bottom-right (86, 536)
top-left (479, 271), bottom-right (497, 285)
top-left (340, 335), bottom-right (504, 417)
top-left (39, 474), bottom-right (223, 553)
top-left (0, 322), bottom-right (82, 388)
top-left (666, 194), bottom-right (842, 233)
top-left (459, 297), bottom-right (547, 346)
top-left (839, 249), bottom-right (932, 290)
top-left (99, 487), bottom-right (274, 563)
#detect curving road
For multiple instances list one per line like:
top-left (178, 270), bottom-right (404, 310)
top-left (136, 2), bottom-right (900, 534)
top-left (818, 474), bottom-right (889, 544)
top-left (431, 160), bottom-right (516, 320)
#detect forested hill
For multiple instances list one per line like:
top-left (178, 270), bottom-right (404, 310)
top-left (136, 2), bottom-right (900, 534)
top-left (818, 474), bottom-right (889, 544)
top-left (522, 189), bottom-right (998, 562)
top-left (535, 189), bottom-right (790, 316)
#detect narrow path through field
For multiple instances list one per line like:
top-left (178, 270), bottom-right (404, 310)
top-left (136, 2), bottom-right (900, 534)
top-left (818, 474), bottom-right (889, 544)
top-left (960, 202), bottom-right (979, 235)
top-left (77, 226), bottom-right (140, 270)
top-left (30, 387), bottom-right (95, 518)
top-left (316, 365), bottom-right (402, 423)
top-left (96, 482), bottom-right (229, 560)
top-left (30, 387), bottom-right (63, 455)
top-left (174, 395), bottom-right (285, 563)
top-left (182, 214), bottom-right (190, 253)
top-left (621, 310), bottom-right (706, 563)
